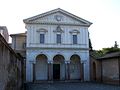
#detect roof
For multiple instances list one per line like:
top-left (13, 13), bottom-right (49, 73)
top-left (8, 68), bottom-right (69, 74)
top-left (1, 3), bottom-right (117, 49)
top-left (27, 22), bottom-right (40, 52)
top-left (23, 8), bottom-right (92, 26)
top-left (0, 26), bottom-right (7, 30)
top-left (10, 33), bottom-right (26, 37)
top-left (97, 51), bottom-right (120, 60)
top-left (90, 51), bottom-right (103, 59)
top-left (0, 34), bottom-right (23, 60)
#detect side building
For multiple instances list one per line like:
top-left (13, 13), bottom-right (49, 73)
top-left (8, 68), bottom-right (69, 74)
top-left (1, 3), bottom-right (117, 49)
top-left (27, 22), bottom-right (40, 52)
top-left (90, 51), bottom-right (120, 85)
top-left (10, 33), bottom-right (26, 58)
top-left (0, 33), bottom-right (24, 90)
top-left (10, 32), bottom-right (26, 82)
top-left (0, 26), bottom-right (9, 42)
top-left (23, 8), bottom-right (92, 82)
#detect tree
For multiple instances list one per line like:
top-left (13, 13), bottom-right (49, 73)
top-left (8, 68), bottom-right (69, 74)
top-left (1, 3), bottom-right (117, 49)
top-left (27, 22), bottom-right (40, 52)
top-left (101, 47), bottom-right (120, 54)
top-left (93, 41), bottom-right (120, 57)
top-left (114, 41), bottom-right (118, 48)
top-left (89, 38), bottom-right (93, 51)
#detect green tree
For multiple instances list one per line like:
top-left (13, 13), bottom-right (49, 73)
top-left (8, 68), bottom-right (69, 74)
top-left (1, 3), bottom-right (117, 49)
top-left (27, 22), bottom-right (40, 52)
top-left (89, 38), bottom-right (93, 51)
top-left (93, 41), bottom-right (120, 57)
top-left (114, 41), bottom-right (118, 48)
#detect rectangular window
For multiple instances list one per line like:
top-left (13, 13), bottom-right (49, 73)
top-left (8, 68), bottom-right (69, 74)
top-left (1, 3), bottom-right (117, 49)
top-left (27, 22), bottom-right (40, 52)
top-left (73, 35), bottom-right (77, 44)
top-left (40, 34), bottom-right (44, 44)
top-left (57, 34), bottom-right (61, 44)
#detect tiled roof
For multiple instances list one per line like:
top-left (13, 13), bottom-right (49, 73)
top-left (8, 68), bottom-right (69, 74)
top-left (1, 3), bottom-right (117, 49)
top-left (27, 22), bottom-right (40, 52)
top-left (90, 51), bottom-right (103, 59)
top-left (97, 51), bottom-right (120, 60)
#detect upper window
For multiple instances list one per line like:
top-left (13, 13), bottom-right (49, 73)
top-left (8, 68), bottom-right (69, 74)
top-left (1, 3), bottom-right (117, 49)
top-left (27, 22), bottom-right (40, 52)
top-left (40, 34), bottom-right (45, 44)
top-left (57, 34), bottom-right (61, 44)
top-left (73, 35), bottom-right (77, 44)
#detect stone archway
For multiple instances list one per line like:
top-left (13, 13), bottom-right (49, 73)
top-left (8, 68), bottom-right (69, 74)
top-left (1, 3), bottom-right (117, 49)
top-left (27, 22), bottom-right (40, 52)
top-left (35, 54), bottom-right (48, 80)
top-left (53, 54), bottom-right (65, 80)
top-left (70, 54), bottom-right (81, 80)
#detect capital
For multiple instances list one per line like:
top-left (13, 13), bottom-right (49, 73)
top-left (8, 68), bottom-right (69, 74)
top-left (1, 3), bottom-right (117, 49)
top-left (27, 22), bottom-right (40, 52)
top-left (48, 61), bottom-right (53, 64)
top-left (65, 61), bottom-right (70, 64)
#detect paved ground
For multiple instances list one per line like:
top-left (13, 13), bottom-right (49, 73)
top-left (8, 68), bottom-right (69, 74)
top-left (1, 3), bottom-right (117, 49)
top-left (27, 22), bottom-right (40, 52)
top-left (25, 82), bottom-right (120, 90)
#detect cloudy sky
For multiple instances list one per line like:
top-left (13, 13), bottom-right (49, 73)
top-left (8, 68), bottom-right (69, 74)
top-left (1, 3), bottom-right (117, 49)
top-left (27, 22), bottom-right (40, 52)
top-left (0, 0), bottom-right (120, 50)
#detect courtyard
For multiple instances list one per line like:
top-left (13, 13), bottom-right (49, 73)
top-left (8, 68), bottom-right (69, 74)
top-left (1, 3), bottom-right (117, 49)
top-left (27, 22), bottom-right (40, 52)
top-left (25, 82), bottom-right (120, 90)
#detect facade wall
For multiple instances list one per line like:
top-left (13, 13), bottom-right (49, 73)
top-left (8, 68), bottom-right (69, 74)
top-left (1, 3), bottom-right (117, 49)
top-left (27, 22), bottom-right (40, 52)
top-left (0, 34), bottom-right (24, 90)
top-left (26, 25), bottom-right (89, 49)
top-left (26, 48), bottom-right (90, 82)
top-left (25, 9), bottom-right (91, 82)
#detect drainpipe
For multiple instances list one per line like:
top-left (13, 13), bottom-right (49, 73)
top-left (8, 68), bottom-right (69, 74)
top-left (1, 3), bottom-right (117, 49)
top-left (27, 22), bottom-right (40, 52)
top-left (101, 60), bottom-right (103, 83)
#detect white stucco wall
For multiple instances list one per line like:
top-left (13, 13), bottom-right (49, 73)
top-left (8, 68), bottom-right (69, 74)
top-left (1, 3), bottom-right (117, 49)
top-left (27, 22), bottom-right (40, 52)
top-left (26, 49), bottom-right (90, 81)
top-left (26, 25), bottom-right (89, 49)
top-left (25, 9), bottom-right (91, 82)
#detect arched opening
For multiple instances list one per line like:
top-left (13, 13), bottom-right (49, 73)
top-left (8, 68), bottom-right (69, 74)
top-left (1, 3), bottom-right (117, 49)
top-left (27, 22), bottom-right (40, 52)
top-left (93, 62), bottom-right (96, 81)
top-left (35, 54), bottom-right (48, 80)
top-left (70, 54), bottom-right (81, 80)
top-left (53, 54), bottom-right (65, 80)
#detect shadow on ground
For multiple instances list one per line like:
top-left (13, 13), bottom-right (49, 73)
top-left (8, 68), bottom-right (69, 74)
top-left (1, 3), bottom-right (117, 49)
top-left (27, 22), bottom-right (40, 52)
top-left (24, 82), bottom-right (120, 90)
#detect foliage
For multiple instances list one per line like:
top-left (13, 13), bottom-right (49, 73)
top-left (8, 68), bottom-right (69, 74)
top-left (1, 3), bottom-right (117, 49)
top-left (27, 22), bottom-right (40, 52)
top-left (89, 38), bottom-right (93, 51)
top-left (92, 41), bottom-right (120, 57)
top-left (101, 47), bottom-right (120, 54)
top-left (114, 41), bottom-right (118, 48)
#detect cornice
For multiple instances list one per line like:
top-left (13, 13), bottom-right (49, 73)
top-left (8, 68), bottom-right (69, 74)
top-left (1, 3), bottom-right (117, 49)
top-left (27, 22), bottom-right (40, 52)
top-left (26, 47), bottom-right (89, 50)
top-left (25, 22), bottom-right (90, 27)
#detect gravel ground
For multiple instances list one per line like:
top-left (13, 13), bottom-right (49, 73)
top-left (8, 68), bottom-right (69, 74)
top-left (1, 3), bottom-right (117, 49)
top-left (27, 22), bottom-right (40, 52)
top-left (25, 82), bottom-right (120, 90)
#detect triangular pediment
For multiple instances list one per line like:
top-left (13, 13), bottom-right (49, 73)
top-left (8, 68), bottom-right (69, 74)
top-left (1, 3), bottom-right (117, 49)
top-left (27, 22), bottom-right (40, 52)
top-left (23, 8), bottom-right (92, 26)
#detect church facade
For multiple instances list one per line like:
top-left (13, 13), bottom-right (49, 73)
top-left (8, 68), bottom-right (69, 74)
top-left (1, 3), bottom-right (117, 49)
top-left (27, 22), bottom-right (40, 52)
top-left (24, 8), bottom-right (92, 82)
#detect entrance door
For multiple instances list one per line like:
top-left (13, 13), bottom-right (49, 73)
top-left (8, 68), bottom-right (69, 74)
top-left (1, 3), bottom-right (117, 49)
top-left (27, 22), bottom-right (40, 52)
top-left (53, 64), bottom-right (60, 80)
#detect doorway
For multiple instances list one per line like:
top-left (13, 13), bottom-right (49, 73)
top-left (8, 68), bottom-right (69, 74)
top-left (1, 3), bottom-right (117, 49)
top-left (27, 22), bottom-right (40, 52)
top-left (53, 64), bottom-right (60, 80)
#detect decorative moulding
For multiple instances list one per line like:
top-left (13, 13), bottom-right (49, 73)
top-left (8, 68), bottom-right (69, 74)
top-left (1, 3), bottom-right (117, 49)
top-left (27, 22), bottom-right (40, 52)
top-left (69, 29), bottom-right (80, 34)
top-left (53, 25), bottom-right (64, 33)
top-left (54, 15), bottom-right (63, 21)
top-left (36, 28), bottom-right (48, 33)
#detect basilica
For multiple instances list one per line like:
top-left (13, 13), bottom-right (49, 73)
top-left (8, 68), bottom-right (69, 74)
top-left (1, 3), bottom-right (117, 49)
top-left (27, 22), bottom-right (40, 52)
top-left (23, 8), bottom-right (92, 82)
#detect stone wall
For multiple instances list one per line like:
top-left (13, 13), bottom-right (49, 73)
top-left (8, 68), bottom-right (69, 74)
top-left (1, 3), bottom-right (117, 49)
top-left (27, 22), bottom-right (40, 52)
top-left (0, 34), bottom-right (24, 90)
top-left (90, 55), bottom-right (102, 82)
top-left (90, 53), bottom-right (120, 85)
top-left (102, 58), bottom-right (120, 84)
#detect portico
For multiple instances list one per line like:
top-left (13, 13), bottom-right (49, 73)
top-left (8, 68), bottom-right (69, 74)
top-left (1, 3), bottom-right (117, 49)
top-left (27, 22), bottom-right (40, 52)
top-left (29, 52), bottom-right (85, 82)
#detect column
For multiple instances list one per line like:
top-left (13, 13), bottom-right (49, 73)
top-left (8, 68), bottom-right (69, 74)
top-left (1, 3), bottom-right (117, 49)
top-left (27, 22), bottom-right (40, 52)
top-left (67, 61), bottom-right (70, 80)
top-left (80, 62), bottom-right (84, 81)
top-left (65, 61), bottom-right (70, 80)
top-left (82, 60), bottom-right (89, 81)
top-left (33, 63), bottom-right (35, 82)
top-left (48, 61), bottom-right (53, 80)
top-left (26, 61), bottom-right (34, 82)
top-left (65, 61), bottom-right (67, 80)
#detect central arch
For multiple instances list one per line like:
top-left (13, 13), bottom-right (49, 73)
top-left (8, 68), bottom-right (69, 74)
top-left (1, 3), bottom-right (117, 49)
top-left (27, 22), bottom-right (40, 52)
top-left (70, 54), bottom-right (81, 80)
top-left (35, 54), bottom-right (48, 80)
top-left (53, 54), bottom-right (65, 80)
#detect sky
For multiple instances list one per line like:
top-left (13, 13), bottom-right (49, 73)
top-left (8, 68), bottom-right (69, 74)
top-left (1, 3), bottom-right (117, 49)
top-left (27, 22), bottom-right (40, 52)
top-left (0, 0), bottom-right (120, 50)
